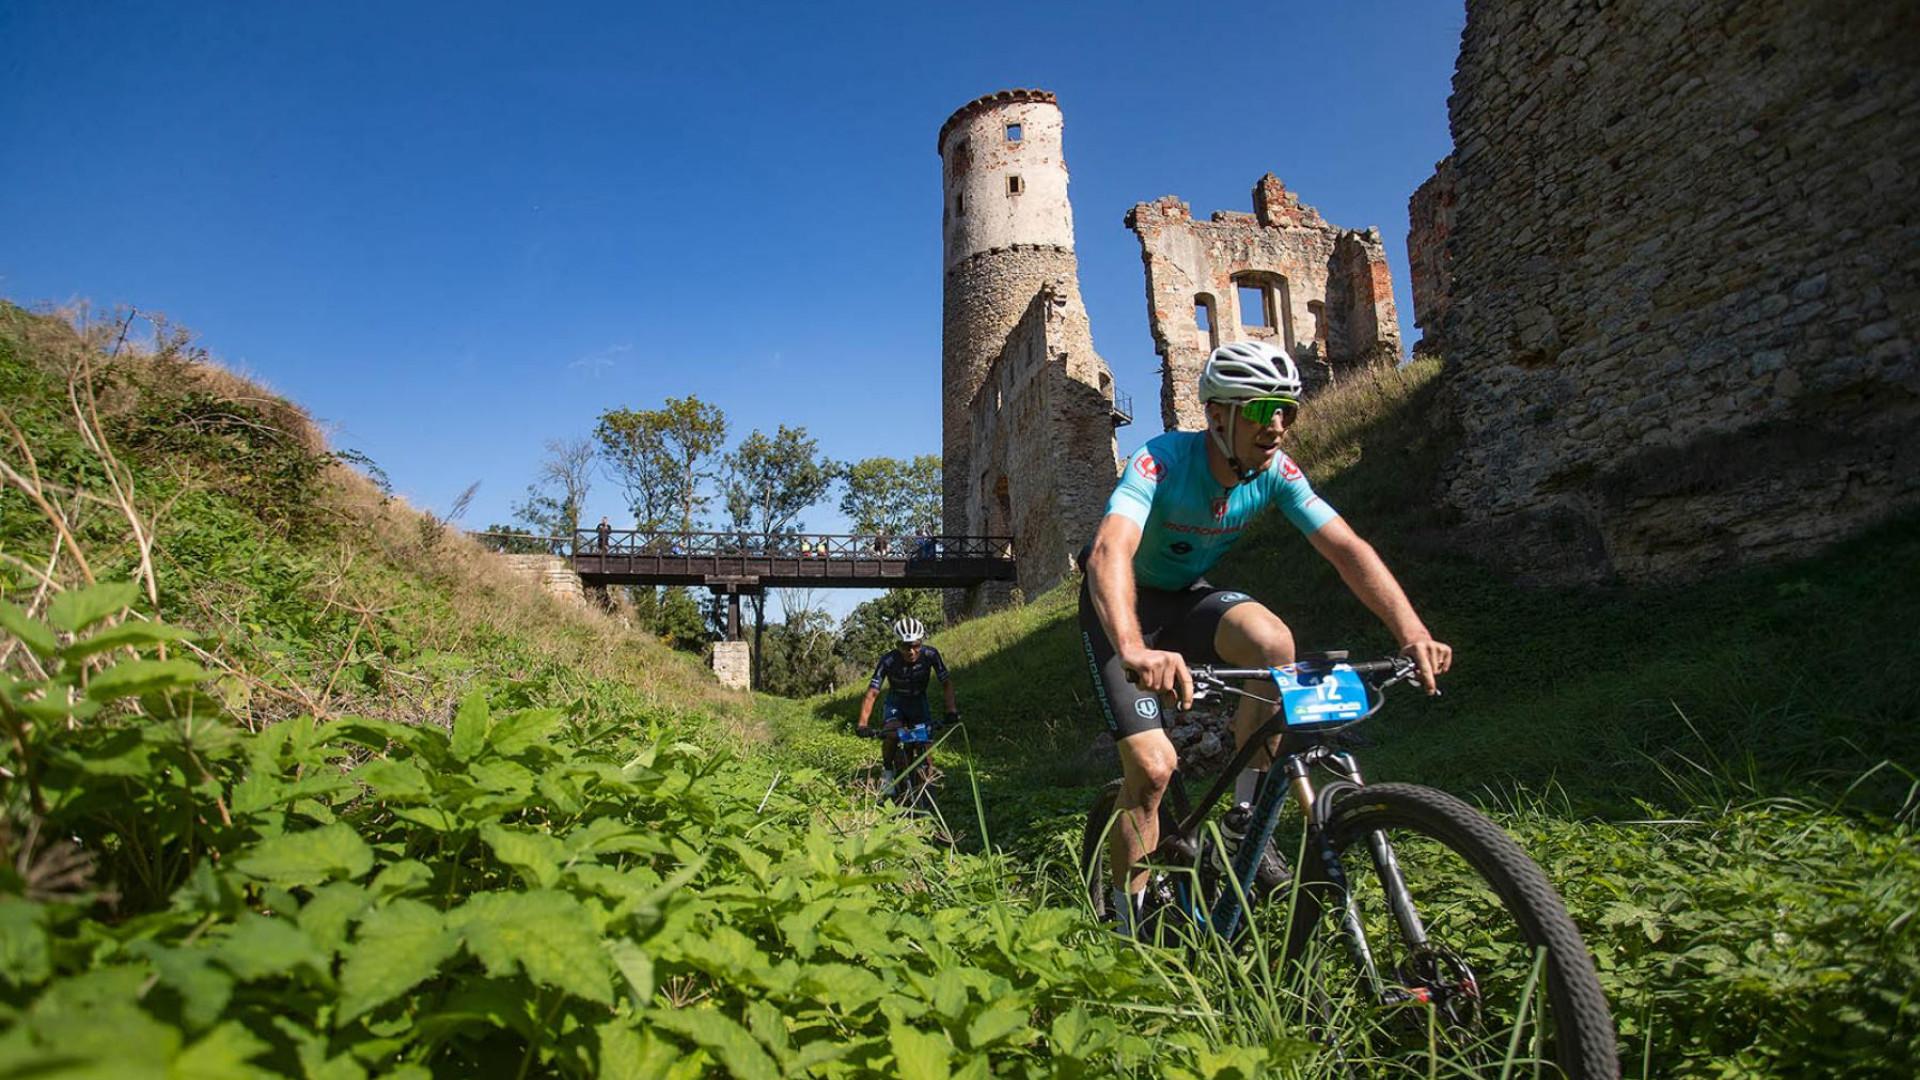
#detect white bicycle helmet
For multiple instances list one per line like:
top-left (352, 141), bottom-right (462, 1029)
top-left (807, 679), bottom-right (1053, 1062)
top-left (1198, 340), bottom-right (1302, 404)
top-left (1198, 341), bottom-right (1303, 482)
top-left (892, 616), bottom-right (927, 645)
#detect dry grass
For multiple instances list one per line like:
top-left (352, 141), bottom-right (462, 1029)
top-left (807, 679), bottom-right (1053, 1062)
top-left (2, 301), bottom-right (747, 735)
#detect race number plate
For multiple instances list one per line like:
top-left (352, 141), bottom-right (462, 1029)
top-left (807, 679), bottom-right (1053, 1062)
top-left (898, 723), bottom-right (935, 744)
top-left (1272, 664), bottom-right (1370, 728)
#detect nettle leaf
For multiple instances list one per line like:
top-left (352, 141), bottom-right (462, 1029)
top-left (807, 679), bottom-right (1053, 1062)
top-left (214, 913), bottom-right (331, 982)
top-left (371, 860), bottom-right (435, 900)
top-left (0, 895), bottom-right (52, 988)
top-left (964, 1002), bottom-right (1029, 1051)
top-left (62, 620), bottom-right (197, 661)
top-left (454, 890), bottom-right (612, 1005)
top-left (339, 898), bottom-right (460, 1022)
top-left (889, 1022), bottom-right (953, 1080)
top-left (451, 690), bottom-right (491, 761)
top-left (0, 599), bottom-right (58, 658)
top-left (127, 940), bottom-right (234, 1032)
top-left (606, 939), bottom-right (655, 1008)
top-left (233, 822), bottom-right (375, 887)
top-left (649, 1007), bottom-right (779, 1080)
top-left (488, 707), bottom-right (564, 756)
top-left (480, 824), bottom-right (568, 889)
top-left (171, 1019), bottom-right (271, 1078)
top-left (46, 581), bottom-right (139, 634)
top-left (356, 758), bottom-right (432, 802)
top-left (86, 657), bottom-right (207, 701)
top-left (799, 963), bottom-right (888, 1014)
top-left (297, 881), bottom-right (371, 954)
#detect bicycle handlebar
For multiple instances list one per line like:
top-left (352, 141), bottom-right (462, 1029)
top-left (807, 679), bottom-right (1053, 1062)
top-left (1198, 656), bottom-right (1414, 684)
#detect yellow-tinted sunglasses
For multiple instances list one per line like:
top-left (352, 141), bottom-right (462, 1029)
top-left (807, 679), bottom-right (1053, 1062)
top-left (1238, 396), bottom-right (1299, 424)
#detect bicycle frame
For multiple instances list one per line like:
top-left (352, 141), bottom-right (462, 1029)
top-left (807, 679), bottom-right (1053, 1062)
top-left (1140, 658), bottom-right (1430, 1003)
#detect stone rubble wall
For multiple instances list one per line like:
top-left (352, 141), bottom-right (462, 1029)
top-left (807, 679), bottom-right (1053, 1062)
top-left (500, 555), bottom-right (585, 605)
top-left (710, 641), bottom-right (751, 691)
top-left (1126, 174), bottom-right (1404, 431)
top-left (941, 243), bottom-right (1082, 542)
top-left (1405, 156), bottom-right (1456, 356)
top-left (964, 280), bottom-right (1121, 611)
top-left (1434, 0), bottom-right (1920, 584)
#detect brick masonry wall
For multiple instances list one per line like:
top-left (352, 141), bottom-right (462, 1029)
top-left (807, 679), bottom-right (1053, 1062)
top-left (1127, 175), bottom-right (1402, 431)
top-left (1437, 0), bottom-right (1920, 583)
top-left (965, 281), bottom-right (1121, 610)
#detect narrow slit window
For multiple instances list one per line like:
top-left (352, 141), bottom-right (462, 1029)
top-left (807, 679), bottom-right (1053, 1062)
top-left (1007, 175), bottom-right (1024, 195)
top-left (1194, 298), bottom-right (1213, 333)
top-left (1005, 123), bottom-right (1023, 142)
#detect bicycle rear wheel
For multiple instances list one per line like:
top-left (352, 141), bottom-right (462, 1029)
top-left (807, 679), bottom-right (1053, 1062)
top-left (1284, 783), bottom-right (1618, 1079)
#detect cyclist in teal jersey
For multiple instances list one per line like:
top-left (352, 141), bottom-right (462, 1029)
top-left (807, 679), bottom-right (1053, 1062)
top-left (1081, 340), bottom-right (1453, 934)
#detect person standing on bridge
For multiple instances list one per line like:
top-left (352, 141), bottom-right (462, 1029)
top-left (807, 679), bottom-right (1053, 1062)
top-left (856, 617), bottom-right (960, 794)
top-left (595, 516), bottom-right (611, 554)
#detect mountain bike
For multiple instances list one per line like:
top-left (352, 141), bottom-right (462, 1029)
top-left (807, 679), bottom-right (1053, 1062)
top-left (860, 720), bottom-right (941, 813)
top-left (1080, 653), bottom-right (1619, 1078)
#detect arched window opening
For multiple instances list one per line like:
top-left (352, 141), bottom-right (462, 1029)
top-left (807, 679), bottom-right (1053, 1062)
top-left (1194, 293), bottom-right (1220, 350)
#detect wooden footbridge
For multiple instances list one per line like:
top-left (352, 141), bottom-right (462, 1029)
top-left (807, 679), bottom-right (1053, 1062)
top-left (476, 528), bottom-right (1016, 637)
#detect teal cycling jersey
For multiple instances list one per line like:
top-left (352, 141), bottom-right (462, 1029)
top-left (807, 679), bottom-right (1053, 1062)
top-left (1106, 431), bottom-right (1338, 591)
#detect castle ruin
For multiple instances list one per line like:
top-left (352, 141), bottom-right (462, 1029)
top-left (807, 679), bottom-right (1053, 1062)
top-left (1413, 0), bottom-right (1920, 584)
top-left (939, 90), bottom-right (1123, 612)
top-left (1126, 176), bottom-right (1402, 431)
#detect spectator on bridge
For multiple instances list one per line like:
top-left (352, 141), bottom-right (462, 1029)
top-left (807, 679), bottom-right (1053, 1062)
top-left (595, 516), bottom-right (611, 554)
top-left (871, 533), bottom-right (889, 557)
top-left (913, 534), bottom-right (937, 561)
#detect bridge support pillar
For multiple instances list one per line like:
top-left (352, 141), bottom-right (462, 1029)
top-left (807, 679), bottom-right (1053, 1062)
top-left (711, 641), bottom-right (751, 690)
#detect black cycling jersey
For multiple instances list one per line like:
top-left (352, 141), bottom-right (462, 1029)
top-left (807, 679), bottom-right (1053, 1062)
top-left (868, 645), bottom-right (950, 697)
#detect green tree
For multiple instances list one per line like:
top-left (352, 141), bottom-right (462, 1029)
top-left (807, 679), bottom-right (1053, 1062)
top-left (757, 591), bottom-right (840, 697)
top-left (723, 426), bottom-right (836, 687)
top-left (475, 524), bottom-right (550, 555)
top-left (595, 396), bottom-right (728, 532)
top-left (839, 455), bottom-right (942, 538)
top-left (510, 437), bottom-right (595, 545)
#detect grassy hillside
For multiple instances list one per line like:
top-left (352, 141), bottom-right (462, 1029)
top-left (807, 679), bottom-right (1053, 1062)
top-left (770, 358), bottom-right (1920, 1076)
top-left (1, 304), bottom-right (1292, 1078)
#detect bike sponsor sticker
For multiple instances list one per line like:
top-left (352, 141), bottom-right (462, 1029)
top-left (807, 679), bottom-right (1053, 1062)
top-left (1134, 697), bottom-right (1160, 720)
top-left (1272, 664), bottom-right (1369, 727)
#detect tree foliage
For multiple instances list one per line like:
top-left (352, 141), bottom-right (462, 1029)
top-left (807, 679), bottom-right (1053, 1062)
top-left (511, 437), bottom-right (595, 542)
top-left (839, 455), bottom-right (941, 538)
top-left (723, 426), bottom-right (836, 542)
top-left (595, 397), bottom-right (727, 532)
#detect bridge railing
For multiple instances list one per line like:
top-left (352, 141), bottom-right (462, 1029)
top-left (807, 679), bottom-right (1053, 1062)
top-left (568, 529), bottom-right (1014, 562)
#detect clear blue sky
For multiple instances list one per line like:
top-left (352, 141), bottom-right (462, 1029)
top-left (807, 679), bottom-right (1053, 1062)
top-left (1, 1), bottom-right (1464, 618)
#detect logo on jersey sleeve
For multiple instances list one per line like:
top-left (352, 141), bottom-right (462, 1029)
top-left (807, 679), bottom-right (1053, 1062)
top-left (1135, 453), bottom-right (1165, 480)
top-left (1210, 496), bottom-right (1228, 520)
top-left (1279, 455), bottom-right (1303, 481)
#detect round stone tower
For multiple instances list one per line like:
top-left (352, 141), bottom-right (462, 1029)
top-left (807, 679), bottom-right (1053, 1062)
top-left (938, 89), bottom-right (1082, 539)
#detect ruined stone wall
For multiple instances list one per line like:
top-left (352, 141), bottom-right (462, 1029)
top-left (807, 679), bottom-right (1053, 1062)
top-left (1405, 156), bottom-right (1456, 355)
top-left (1127, 175), bottom-right (1403, 431)
top-left (964, 281), bottom-right (1120, 610)
top-left (1437, 0), bottom-right (1920, 584)
top-left (941, 244), bottom-right (1081, 538)
top-left (939, 90), bottom-right (1080, 544)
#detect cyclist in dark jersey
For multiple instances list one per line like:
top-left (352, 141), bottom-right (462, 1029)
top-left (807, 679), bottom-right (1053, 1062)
top-left (1082, 340), bottom-right (1453, 934)
top-left (856, 616), bottom-right (960, 789)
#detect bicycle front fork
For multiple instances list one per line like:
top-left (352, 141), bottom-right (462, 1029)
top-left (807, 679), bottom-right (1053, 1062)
top-left (1288, 754), bottom-right (1432, 1004)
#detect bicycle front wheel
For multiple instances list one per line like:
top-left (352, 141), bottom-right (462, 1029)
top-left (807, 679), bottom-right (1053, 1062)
top-left (1284, 783), bottom-right (1619, 1079)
